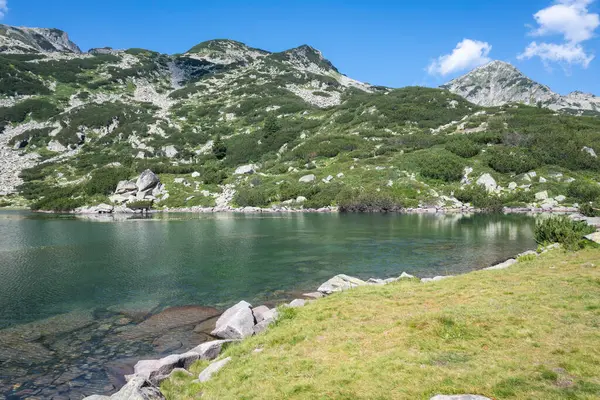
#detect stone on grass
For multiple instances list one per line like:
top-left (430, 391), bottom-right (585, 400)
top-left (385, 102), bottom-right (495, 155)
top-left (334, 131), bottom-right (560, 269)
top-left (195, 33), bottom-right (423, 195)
top-left (430, 396), bottom-right (491, 400)
top-left (198, 357), bottom-right (232, 383)
top-left (585, 232), bottom-right (600, 244)
top-left (211, 301), bottom-right (255, 339)
top-left (318, 274), bottom-right (367, 294)
top-left (555, 195), bottom-right (566, 202)
top-left (421, 276), bottom-right (453, 283)
top-left (476, 173), bottom-right (497, 192)
top-left (535, 191), bottom-right (549, 201)
top-left (367, 278), bottom-right (386, 285)
top-left (116, 180), bottom-right (137, 194)
top-left (399, 272), bottom-right (415, 279)
top-left (188, 340), bottom-right (234, 361)
top-left (484, 258), bottom-right (517, 271)
top-left (288, 299), bottom-right (306, 308)
top-left (299, 174), bottom-right (316, 183)
top-left (234, 164), bottom-right (258, 175)
top-left (508, 182), bottom-right (518, 190)
top-left (253, 309), bottom-right (278, 334)
top-left (303, 292), bottom-right (325, 299)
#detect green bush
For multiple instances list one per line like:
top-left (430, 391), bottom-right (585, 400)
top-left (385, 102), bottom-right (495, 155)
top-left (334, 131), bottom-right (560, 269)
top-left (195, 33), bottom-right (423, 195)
top-left (445, 137), bottom-right (481, 158)
top-left (234, 186), bottom-right (270, 207)
top-left (337, 190), bottom-right (403, 213)
top-left (534, 216), bottom-right (595, 251)
top-left (85, 167), bottom-right (132, 196)
top-left (487, 147), bottom-right (539, 174)
top-left (212, 135), bottom-right (227, 160)
top-left (567, 181), bottom-right (600, 203)
top-left (579, 203), bottom-right (600, 217)
top-left (418, 151), bottom-right (464, 182)
top-left (454, 185), bottom-right (504, 212)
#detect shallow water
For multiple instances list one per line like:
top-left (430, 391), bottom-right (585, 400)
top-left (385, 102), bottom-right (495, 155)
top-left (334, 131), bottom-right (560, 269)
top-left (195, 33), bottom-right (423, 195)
top-left (0, 211), bottom-right (536, 398)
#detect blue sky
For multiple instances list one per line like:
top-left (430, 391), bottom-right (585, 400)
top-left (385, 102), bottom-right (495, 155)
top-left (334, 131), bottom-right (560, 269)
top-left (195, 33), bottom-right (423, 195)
top-left (2, 0), bottom-right (599, 95)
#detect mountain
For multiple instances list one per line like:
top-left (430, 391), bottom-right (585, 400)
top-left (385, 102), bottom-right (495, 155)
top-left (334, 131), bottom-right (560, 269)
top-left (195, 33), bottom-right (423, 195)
top-left (442, 60), bottom-right (600, 116)
top-left (0, 24), bottom-right (81, 53)
top-left (0, 25), bottom-right (599, 214)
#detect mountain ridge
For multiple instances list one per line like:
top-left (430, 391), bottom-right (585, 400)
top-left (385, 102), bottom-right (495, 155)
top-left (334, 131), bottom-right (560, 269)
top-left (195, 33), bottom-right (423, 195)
top-left (442, 60), bottom-right (600, 115)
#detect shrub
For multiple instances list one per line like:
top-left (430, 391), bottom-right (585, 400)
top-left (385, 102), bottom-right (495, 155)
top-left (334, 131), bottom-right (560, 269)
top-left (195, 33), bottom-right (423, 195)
top-left (85, 167), bottom-right (132, 196)
top-left (418, 151), bottom-right (464, 182)
top-left (212, 135), bottom-right (227, 160)
top-left (127, 200), bottom-right (153, 209)
top-left (337, 190), bottom-right (403, 213)
top-left (534, 216), bottom-right (595, 251)
top-left (487, 147), bottom-right (539, 174)
top-left (567, 180), bottom-right (600, 203)
top-left (445, 137), bottom-right (480, 158)
top-left (579, 203), bottom-right (600, 217)
top-left (455, 185), bottom-right (504, 212)
top-left (234, 186), bottom-right (270, 207)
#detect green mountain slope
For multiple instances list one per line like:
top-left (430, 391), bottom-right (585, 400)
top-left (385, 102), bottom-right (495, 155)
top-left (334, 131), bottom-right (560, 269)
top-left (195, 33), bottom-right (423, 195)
top-left (0, 25), bottom-right (599, 212)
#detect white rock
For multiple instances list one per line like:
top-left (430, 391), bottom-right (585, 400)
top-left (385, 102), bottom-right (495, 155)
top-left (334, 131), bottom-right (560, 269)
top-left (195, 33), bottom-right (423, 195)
top-left (136, 170), bottom-right (160, 192)
top-left (535, 191), bottom-right (549, 201)
top-left (476, 173), bottom-right (497, 192)
top-left (337, 173), bottom-right (344, 178)
top-left (508, 182), bottom-right (518, 190)
top-left (211, 301), bottom-right (255, 340)
top-left (317, 274), bottom-right (367, 294)
top-left (296, 196), bottom-right (307, 203)
top-left (288, 299), bottom-right (306, 308)
top-left (234, 164), bottom-right (258, 175)
top-left (299, 174), bottom-right (316, 183)
top-left (484, 259), bottom-right (517, 270)
top-left (197, 357), bottom-right (232, 383)
top-left (421, 276), bottom-right (453, 283)
top-left (555, 195), bottom-right (566, 202)
top-left (539, 177), bottom-right (547, 183)
top-left (163, 145), bottom-right (178, 158)
top-left (191, 171), bottom-right (201, 178)
top-left (582, 146), bottom-right (597, 158)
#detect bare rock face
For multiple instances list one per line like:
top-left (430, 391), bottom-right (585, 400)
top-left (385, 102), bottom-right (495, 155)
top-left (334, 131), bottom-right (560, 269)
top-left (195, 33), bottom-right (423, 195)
top-left (0, 24), bottom-right (82, 54)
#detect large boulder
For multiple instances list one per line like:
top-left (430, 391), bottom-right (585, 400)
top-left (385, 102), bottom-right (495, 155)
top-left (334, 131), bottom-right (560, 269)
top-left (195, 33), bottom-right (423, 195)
top-left (535, 190), bottom-right (549, 201)
top-left (253, 308), bottom-right (279, 334)
top-left (198, 357), bottom-right (232, 383)
top-left (136, 170), bottom-right (160, 192)
top-left (251, 305), bottom-right (271, 323)
top-left (116, 180), bottom-right (137, 194)
top-left (317, 274), bottom-right (367, 294)
top-left (234, 164), bottom-right (259, 175)
top-left (476, 173), bottom-right (497, 192)
top-left (211, 301), bottom-right (255, 339)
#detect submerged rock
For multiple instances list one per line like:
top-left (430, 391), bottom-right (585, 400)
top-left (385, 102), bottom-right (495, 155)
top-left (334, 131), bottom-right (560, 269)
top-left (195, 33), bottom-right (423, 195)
top-left (317, 274), bottom-right (367, 294)
top-left (211, 301), bottom-right (255, 340)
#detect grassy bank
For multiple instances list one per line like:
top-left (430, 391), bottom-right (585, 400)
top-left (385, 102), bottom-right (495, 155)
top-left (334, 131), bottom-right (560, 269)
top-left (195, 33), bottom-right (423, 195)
top-left (162, 249), bottom-right (600, 399)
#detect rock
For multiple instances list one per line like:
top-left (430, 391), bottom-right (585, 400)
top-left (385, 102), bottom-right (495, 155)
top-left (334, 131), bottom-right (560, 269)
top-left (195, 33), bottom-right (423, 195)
top-left (317, 274), bottom-right (367, 294)
top-left (211, 301), bottom-right (255, 340)
top-left (107, 300), bottom-right (159, 321)
top-left (337, 172), bottom-right (344, 178)
top-left (535, 191), bottom-right (549, 201)
top-left (421, 276), bottom-right (453, 283)
top-left (83, 396), bottom-right (110, 400)
top-left (476, 173), bottom-right (497, 192)
top-left (198, 357), bottom-right (232, 383)
top-left (539, 177), bottom-right (547, 183)
top-left (555, 195), bottom-right (566, 202)
top-left (234, 164), bottom-right (258, 175)
top-left (251, 306), bottom-right (271, 323)
top-left (508, 182), bottom-right (518, 190)
top-left (585, 232), bottom-right (600, 244)
top-left (399, 272), bottom-right (415, 279)
top-left (136, 170), bottom-right (160, 192)
top-left (296, 196), bottom-right (307, 203)
top-left (299, 174), bottom-right (316, 183)
top-left (253, 309), bottom-right (278, 334)
top-left (109, 195), bottom-right (129, 204)
top-left (367, 278), bottom-right (386, 285)
top-left (484, 259), bottom-right (517, 270)
top-left (430, 396), bottom-right (491, 400)
top-left (303, 292), bottom-right (325, 299)
top-left (288, 299), bottom-right (306, 308)
top-left (322, 175), bottom-right (333, 183)
top-left (582, 146), bottom-right (597, 158)
top-left (188, 339), bottom-right (234, 361)
top-left (109, 376), bottom-right (164, 399)
top-left (163, 145), bottom-right (178, 158)
top-left (191, 171), bottom-right (200, 178)
top-left (116, 180), bottom-right (137, 194)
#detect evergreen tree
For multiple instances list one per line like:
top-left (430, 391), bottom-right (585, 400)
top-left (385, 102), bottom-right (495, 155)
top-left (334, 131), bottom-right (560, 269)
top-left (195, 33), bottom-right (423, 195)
top-left (212, 135), bottom-right (227, 160)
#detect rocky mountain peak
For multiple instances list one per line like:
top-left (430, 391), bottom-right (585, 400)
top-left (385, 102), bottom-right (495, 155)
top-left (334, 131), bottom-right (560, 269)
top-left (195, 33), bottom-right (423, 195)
top-left (185, 39), bottom-right (269, 65)
top-left (273, 44), bottom-right (339, 74)
top-left (0, 24), bottom-right (81, 54)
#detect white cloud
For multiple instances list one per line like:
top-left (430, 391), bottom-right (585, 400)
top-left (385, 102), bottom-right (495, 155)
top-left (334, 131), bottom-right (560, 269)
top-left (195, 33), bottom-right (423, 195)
top-left (518, 41), bottom-right (594, 68)
top-left (427, 39), bottom-right (492, 76)
top-left (0, 0), bottom-right (7, 19)
top-left (521, 0), bottom-right (598, 68)
top-left (531, 0), bottom-right (599, 43)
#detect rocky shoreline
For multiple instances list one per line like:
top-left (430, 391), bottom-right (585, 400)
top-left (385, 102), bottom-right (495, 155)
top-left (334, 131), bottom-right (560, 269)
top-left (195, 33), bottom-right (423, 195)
top-left (80, 244), bottom-right (565, 400)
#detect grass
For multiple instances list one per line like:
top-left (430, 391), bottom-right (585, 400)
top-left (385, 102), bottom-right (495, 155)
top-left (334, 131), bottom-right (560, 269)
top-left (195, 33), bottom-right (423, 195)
top-left (162, 248), bottom-right (600, 399)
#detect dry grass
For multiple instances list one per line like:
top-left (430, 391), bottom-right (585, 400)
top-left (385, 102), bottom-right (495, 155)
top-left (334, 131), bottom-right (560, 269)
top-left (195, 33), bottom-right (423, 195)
top-left (162, 249), bottom-right (600, 399)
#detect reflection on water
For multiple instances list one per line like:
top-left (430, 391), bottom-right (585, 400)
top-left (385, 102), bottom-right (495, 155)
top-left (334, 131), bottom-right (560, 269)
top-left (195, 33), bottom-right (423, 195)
top-left (0, 211), bottom-right (536, 399)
